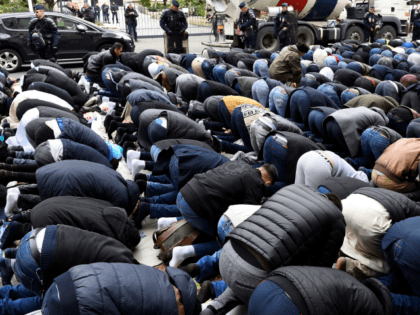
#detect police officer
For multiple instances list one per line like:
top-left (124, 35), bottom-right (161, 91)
top-left (363, 5), bottom-right (378, 43)
top-left (28, 4), bottom-right (59, 62)
top-left (413, 7), bottom-right (420, 41)
top-left (160, 0), bottom-right (188, 53)
top-left (274, 3), bottom-right (291, 50)
top-left (238, 1), bottom-right (257, 49)
top-left (111, 2), bottom-right (119, 23)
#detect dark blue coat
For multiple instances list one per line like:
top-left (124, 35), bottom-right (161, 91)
top-left (61, 139), bottom-right (112, 168)
top-left (42, 263), bottom-right (198, 315)
top-left (36, 160), bottom-right (139, 215)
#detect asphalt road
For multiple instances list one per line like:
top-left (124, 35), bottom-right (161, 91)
top-left (12, 34), bottom-right (229, 79)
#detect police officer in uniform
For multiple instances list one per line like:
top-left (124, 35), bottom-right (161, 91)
top-left (273, 3), bottom-right (292, 50)
top-left (413, 7), bottom-right (420, 41)
top-left (238, 2), bottom-right (257, 49)
top-left (363, 5), bottom-right (378, 43)
top-left (160, 0), bottom-right (188, 53)
top-left (28, 4), bottom-right (59, 62)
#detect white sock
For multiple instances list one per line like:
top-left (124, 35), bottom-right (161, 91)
top-left (5, 188), bottom-right (20, 218)
top-left (169, 245), bottom-right (196, 268)
top-left (131, 160), bottom-right (146, 180)
top-left (158, 217), bottom-right (178, 230)
top-left (127, 150), bottom-right (140, 170)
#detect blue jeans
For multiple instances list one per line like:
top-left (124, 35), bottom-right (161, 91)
top-left (149, 192), bottom-right (183, 218)
top-left (218, 100), bottom-right (232, 129)
top-left (13, 159), bottom-right (37, 165)
top-left (307, 109), bottom-right (329, 141)
top-left (197, 82), bottom-right (212, 103)
top-left (146, 191), bottom-right (178, 205)
top-left (263, 135), bottom-right (287, 185)
top-left (269, 86), bottom-right (289, 117)
top-left (127, 21), bottom-right (137, 40)
top-left (289, 90), bottom-right (310, 129)
top-left (253, 60), bottom-right (269, 78)
top-left (213, 65), bottom-right (227, 85)
top-left (101, 68), bottom-right (122, 98)
top-left (234, 82), bottom-right (241, 95)
top-left (407, 118), bottom-right (420, 138)
top-left (148, 119), bottom-right (167, 144)
top-left (95, 12), bottom-right (100, 21)
top-left (169, 154), bottom-right (180, 190)
top-left (85, 73), bottom-right (105, 87)
top-left (317, 84), bottom-right (342, 108)
top-left (150, 145), bottom-right (162, 162)
top-left (178, 193), bottom-right (215, 237)
top-left (112, 12), bottom-right (118, 23)
top-left (341, 89), bottom-right (359, 104)
top-left (0, 284), bottom-right (41, 315)
top-left (195, 214), bottom-right (233, 282)
top-left (325, 119), bottom-right (348, 153)
top-left (220, 140), bottom-right (252, 154)
top-left (147, 174), bottom-right (171, 183)
top-left (202, 61), bottom-right (215, 81)
top-left (146, 182), bottom-right (175, 198)
top-left (225, 70), bottom-right (240, 88)
top-left (347, 127), bottom-right (390, 169)
top-left (252, 80), bottom-right (269, 107)
top-left (15, 152), bottom-right (34, 159)
top-left (231, 106), bottom-right (253, 150)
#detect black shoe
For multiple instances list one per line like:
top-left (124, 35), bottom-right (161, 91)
top-left (0, 258), bottom-right (14, 286)
top-left (135, 179), bottom-right (147, 195)
top-left (108, 120), bottom-right (122, 138)
top-left (134, 173), bottom-right (148, 182)
top-left (197, 281), bottom-right (216, 303)
top-left (114, 127), bottom-right (128, 144)
top-left (134, 202), bottom-right (150, 228)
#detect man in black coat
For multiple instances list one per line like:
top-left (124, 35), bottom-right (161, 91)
top-left (102, 2), bottom-right (110, 23)
top-left (413, 8), bottom-right (420, 41)
top-left (160, 0), bottom-right (188, 53)
top-left (363, 6), bottom-right (379, 43)
top-left (202, 184), bottom-right (345, 315)
top-left (238, 1), bottom-right (257, 49)
top-left (111, 1), bottom-right (119, 23)
top-left (273, 3), bottom-right (293, 50)
top-left (94, 3), bottom-right (101, 22)
top-left (83, 3), bottom-right (96, 23)
top-left (85, 42), bottom-right (123, 83)
top-left (125, 3), bottom-right (139, 42)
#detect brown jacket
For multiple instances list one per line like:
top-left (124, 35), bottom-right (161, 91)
top-left (344, 94), bottom-right (398, 114)
top-left (268, 45), bottom-right (302, 83)
top-left (374, 138), bottom-right (420, 190)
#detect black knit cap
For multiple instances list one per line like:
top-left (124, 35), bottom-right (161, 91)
top-left (297, 43), bottom-right (310, 54)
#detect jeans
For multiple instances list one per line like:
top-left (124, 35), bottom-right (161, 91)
top-left (225, 70), bottom-right (240, 88)
top-left (101, 69), bottom-right (122, 98)
top-left (289, 90), bottom-right (311, 128)
top-left (263, 135), bottom-right (287, 185)
top-left (150, 145), bottom-right (162, 162)
top-left (146, 182), bottom-right (175, 198)
top-left (231, 107), bottom-right (253, 150)
top-left (307, 109), bottom-right (329, 141)
top-left (127, 21), bottom-right (137, 41)
top-left (407, 118), bottom-right (420, 138)
top-left (178, 193), bottom-right (215, 237)
top-left (234, 82), bottom-right (241, 95)
top-left (146, 191), bottom-right (178, 205)
top-left (112, 12), bottom-right (118, 23)
top-left (220, 140), bottom-right (252, 154)
top-left (16, 152), bottom-right (34, 159)
top-left (341, 89), bottom-right (359, 104)
top-left (253, 60), bottom-right (269, 78)
top-left (218, 100), bottom-right (232, 129)
top-left (149, 192), bottom-right (183, 218)
top-left (213, 65), bottom-right (227, 85)
top-left (252, 80), bottom-right (269, 107)
top-left (202, 61), bottom-right (216, 81)
top-left (269, 86), bottom-right (289, 117)
top-left (104, 13), bottom-right (109, 23)
top-left (169, 154), bottom-right (180, 190)
top-left (347, 127), bottom-right (390, 169)
top-left (147, 119), bottom-right (167, 144)
top-left (197, 82), bottom-right (212, 103)
top-left (13, 159), bottom-right (37, 165)
top-left (325, 119), bottom-right (348, 153)
top-left (0, 284), bottom-right (41, 315)
top-left (317, 84), bottom-right (342, 108)
top-left (147, 173), bottom-right (171, 183)
top-left (85, 73), bottom-right (104, 87)
top-left (95, 12), bottom-right (100, 22)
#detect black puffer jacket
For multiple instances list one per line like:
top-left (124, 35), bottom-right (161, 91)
top-left (352, 187), bottom-right (420, 223)
top-left (266, 266), bottom-right (392, 315)
top-left (86, 48), bottom-right (118, 75)
top-left (120, 49), bottom-right (163, 73)
top-left (138, 109), bottom-right (220, 152)
top-left (28, 196), bottom-right (140, 248)
top-left (227, 184), bottom-right (346, 272)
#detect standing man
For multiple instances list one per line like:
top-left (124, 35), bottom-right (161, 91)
top-left (160, 0), bottom-right (188, 53)
top-left (73, 3), bottom-right (84, 18)
top-left (102, 2), bottom-right (110, 23)
top-left (84, 3), bottom-right (97, 23)
top-left (238, 2), bottom-right (257, 50)
top-left (62, 1), bottom-right (75, 16)
top-left (125, 3), bottom-right (139, 42)
top-left (111, 2), bottom-right (119, 23)
top-left (94, 3), bottom-right (101, 22)
top-left (273, 3), bottom-right (291, 50)
top-left (363, 5), bottom-right (378, 43)
top-left (413, 6), bottom-right (420, 41)
top-left (28, 4), bottom-right (59, 62)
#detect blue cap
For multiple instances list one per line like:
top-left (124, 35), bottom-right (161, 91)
top-left (33, 4), bottom-right (44, 10)
top-left (370, 5), bottom-right (374, 8)
top-left (239, 1), bottom-right (246, 8)
top-left (172, 0), bottom-right (180, 7)
top-left (282, 3), bottom-right (288, 7)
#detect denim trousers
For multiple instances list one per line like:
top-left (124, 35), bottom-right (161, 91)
top-left (147, 191), bottom-right (178, 205)
top-left (253, 60), bottom-right (269, 78)
top-left (13, 159), bottom-right (37, 165)
top-left (348, 127), bottom-right (390, 169)
top-left (213, 65), bottom-right (227, 85)
top-left (225, 70), bottom-right (240, 88)
top-left (127, 21), bottom-right (137, 40)
top-left (85, 73), bottom-right (104, 87)
top-left (197, 82), bottom-right (212, 103)
top-left (150, 145), bottom-right (162, 162)
top-left (178, 193), bottom-right (215, 237)
top-left (318, 84), bottom-right (342, 109)
top-left (16, 152), bottom-right (34, 159)
top-left (147, 173), bottom-right (171, 183)
top-left (101, 69), bottom-right (122, 98)
top-left (324, 119), bottom-right (348, 152)
top-left (407, 118), bottom-right (420, 138)
top-left (263, 135), bottom-right (288, 184)
top-left (234, 82), bottom-right (242, 95)
top-left (218, 100), bottom-right (233, 129)
top-left (289, 90), bottom-right (311, 129)
top-left (204, 121), bottom-right (226, 132)
top-left (230, 107), bottom-right (253, 150)
top-left (252, 80), bottom-right (269, 107)
top-left (220, 140), bottom-right (252, 154)
top-left (341, 89), bottom-right (359, 104)
top-left (112, 12), bottom-right (118, 23)
top-left (146, 182), bottom-right (175, 198)
top-left (308, 109), bottom-right (328, 140)
top-left (148, 119), bottom-right (167, 144)
top-left (149, 192), bottom-right (183, 218)
top-left (269, 87), bottom-right (289, 117)
top-left (0, 284), bottom-right (41, 315)
top-left (202, 61), bottom-right (216, 81)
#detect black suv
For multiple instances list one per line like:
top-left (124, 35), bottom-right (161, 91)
top-left (0, 12), bottom-right (135, 72)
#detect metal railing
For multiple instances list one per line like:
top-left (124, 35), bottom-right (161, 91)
top-left (98, 5), bottom-right (212, 37)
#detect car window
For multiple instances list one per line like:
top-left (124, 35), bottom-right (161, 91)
top-left (2, 18), bottom-right (16, 30)
top-left (55, 16), bottom-right (78, 30)
top-left (16, 17), bottom-right (32, 30)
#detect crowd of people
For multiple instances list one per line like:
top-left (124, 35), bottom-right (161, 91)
top-left (0, 34), bottom-right (417, 315)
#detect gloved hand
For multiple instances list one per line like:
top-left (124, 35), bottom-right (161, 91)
top-left (167, 30), bottom-right (173, 35)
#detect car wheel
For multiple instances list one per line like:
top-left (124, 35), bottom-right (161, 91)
top-left (297, 26), bottom-right (315, 46)
top-left (256, 27), bottom-right (280, 52)
top-left (0, 49), bottom-right (22, 72)
top-left (345, 25), bottom-right (365, 42)
top-left (97, 44), bottom-right (113, 52)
